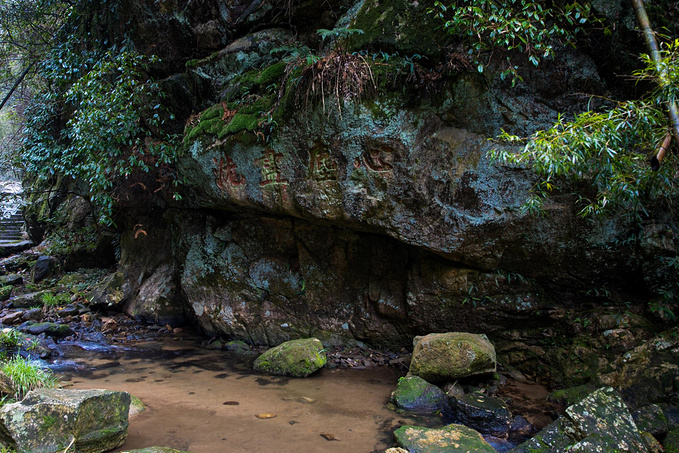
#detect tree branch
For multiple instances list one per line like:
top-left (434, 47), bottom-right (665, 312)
top-left (0, 61), bottom-right (34, 112)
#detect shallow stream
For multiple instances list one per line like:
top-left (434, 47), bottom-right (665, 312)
top-left (46, 331), bottom-right (557, 452)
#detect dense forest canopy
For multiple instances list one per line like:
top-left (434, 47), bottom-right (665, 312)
top-left (0, 0), bottom-right (678, 224)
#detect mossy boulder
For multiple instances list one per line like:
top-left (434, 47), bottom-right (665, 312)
top-left (0, 285), bottom-right (12, 302)
top-left (393, 424), bottom-right (496, 453)
top-left (451, 393), bottom-right (512, 438)
top-left (510, 387), bottom-right (649, 452)
top-left (17, 321), bottom-right (73, 338)
top-left (547, 383), bottom-right (597, 406)
top-left (633, 404), bottom-right (668, 437)
top-left (0, 388), bottom-right (130, 453)
top-left (409, 333), bottom-right (497, 383)
top-left (391, 375), bottom-right (451, 415)
top-left (666, 427), bottom-right (679, 453)
top-left (253, 338), bottom-right (326, 377)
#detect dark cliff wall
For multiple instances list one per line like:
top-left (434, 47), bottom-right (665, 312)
top-left (28, 0), bottom-right (679, 392)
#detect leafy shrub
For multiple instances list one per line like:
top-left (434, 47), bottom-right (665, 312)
top-left (430, 0), bottom-right (592, 81)
top-left (22, 45), bottom-right (180, 226)
top-left (490, 39), bottom-right (679, 217)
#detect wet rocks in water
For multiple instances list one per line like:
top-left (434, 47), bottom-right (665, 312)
top-left (253, 338), bottom-right (326, 377)
top-left (0, 388), bottom-right (130, 453)
top-left (391, 375), bottom-right (451, 415)
top-left (394, 424), bottom-right (496, 452)
top-left (409, 332), bottom-right (497, 383)
top-left (510, 387), bottom-right (649, 452)
top-left (451, 393), bottom-right (512, 438)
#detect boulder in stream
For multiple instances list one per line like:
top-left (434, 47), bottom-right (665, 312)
top-left (390, 375), bottom-right (451, 415)
top-left (409, 332), bottom-right (497, 383)
top-left (0, 388), bottom-right (130, 453)
top-left (510, 386), bottom-right (650, 452)
top-left (394, 424), bottom-right (496, 452)
top-left (253, 338), bottom-right (326, 377)
top-left (451, 393), bottom-right (512, 438)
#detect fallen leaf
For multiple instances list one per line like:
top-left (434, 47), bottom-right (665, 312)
top-left (223, 401), bottom-right (239, 406)
top-left (255, 413), bottom-right (277, 419)
top-left (320, 433), bottom-right (340, 441)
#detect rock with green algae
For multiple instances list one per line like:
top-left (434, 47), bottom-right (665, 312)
top-left (451, 393), bottom-right (512, 438)
top-left (393, 424), bottom-right (496, 453)
top-left (665, 427), bottom-right (679, 453)
top-left (390, 375), bottom-right (451, 415)
top-left (409, 332), bottom-right (496, 383)
top-left (597, 326), bottom-right (679, 408)
top-left (0, 388), bottom-right (130, 453)
top-left (633, 404), bottom-right (668, 437)
top-left (17, 321), bottom-right (73, 338)
top-left (547, 383), bottom-right (597, 406)
top-left (0, 285), bottom-right (12, 302)
top-left (253, 338), bottom-right (326, 377)
top-left (510, 387), bottom-right (650, 452)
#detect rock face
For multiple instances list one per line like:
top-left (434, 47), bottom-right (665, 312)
top-left (253, 338), bottom-right (327, 377)
top-left (394, 424), bottom-right (496, 453)
top-left (22, 0), bottom-right (679, 394)
top-left (510, 387), bottom-right (649, 452)
top-left (391, 375), bottom-right (451, 415)
top-left (0, 388), bottom-right (130, 453)
top-left (409, 333), bottom-right (497, 383)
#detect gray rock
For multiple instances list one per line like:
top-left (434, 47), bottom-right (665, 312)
top-left (665, 427), bottom-right (679, 453)
top-left (89, 271), bottom-right (126, 309)
top-left (31, 255), bottom-right (53, 282)
top-left (451, 393), bottom-right (512, 438)
top-left (394, 424), bottom-right (496, 452)
top-left (0, 285), bottom-right (11, 302)
top-left (10, 290), bottom-right (49, 309)
top-left (122, 264), bottom-right (186, 327)
top-left (409, 332), bottom-right (497, 382)
top-left (0, 241), bottom-right (32, 258)
top-left (391, 375), bottom-right (451, 415)
top-left (253, 338), bottom-right (326, 377)
top-left (17, 321), bottom-right (73, 338)
top-left (633, 404), bottom-right (668, 437)
top-left (0, 274), bottom-right (22, 286)
top-left (510, 387), bottom-right (649, 452)
top-left (0, 388), bottom-right (130, 453)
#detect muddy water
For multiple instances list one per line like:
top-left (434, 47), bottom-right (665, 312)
top-left (49, 335), bottom-right (417, 453)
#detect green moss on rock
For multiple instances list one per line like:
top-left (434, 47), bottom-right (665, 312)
top-left (394, 424), bottom-right (496, 453)
top-left (253, 338), bottom-right (327, 377)
top-left (391, 375), bottom-right (450, 414)
top-left (0, 286), bottom-right (12, 302)
top-left (409, 332), bottom-right (497, 383)
top-left (665, 427), bottom-right (679, 453)
top-left (547, 384), bottom-right (597, 407)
